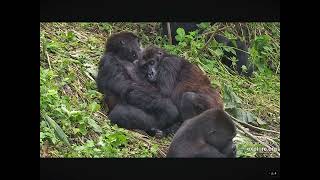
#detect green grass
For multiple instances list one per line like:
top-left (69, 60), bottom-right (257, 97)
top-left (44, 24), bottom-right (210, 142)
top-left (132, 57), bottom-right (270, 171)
top-left (40, 22), bottom-right (280, 158)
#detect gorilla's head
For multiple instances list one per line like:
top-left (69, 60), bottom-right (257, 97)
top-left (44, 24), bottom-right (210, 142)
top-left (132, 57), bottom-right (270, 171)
top-left (139, 46), bottom-right (167, 82)
top-left (167, 109), bottom-right (237, 158)
top-left (105, 32), bottom-right (142, 62)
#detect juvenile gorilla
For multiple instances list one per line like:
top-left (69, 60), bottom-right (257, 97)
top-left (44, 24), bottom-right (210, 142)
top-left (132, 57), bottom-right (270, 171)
top-left (161, 23), bottom-right (254, 77)
top-left (139, 46), bottom-right (223, 121)
top-left (96, 32), bottom-right (179, 136)
top-left (166, 109), bottom-right (237, 158)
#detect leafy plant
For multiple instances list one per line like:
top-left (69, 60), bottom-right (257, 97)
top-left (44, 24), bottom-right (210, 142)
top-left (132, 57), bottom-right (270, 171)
top-left (41, 112), bottom-right (71, 146)
top-left (175, 28), bottom-right (186, 42)
top-left (223, 84), bottom-right (266, 126)
top-left (197, 22), bottom-right (210, 29)
top-left (234, 134), bottom-right (263, 158)
top-left (249, 34), bottom-right (279, 73)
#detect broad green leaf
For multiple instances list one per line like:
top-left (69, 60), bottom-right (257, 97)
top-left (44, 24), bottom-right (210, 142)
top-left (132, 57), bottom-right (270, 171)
top-left (176, 28), bottom-right (185, 37)
top-left (42, 113), bottom-right (71, 146)
top-left (46, 41), bottom-right (60, 53)
top-left (116, 134), bottom-right (127, 144)
top-left (107, 132), bottom-right (127, 147)
top-left (87, 118), bottom-right (102, 133)
top-left (175, 35), bottom-right (184, 42)
top-left (223, 84), bottom-right (242, 106)
top-left (198, 22), bottom-right (210, 29)
top-left (175, 28), bottom-right (186, 42)
top-left (227, 108), bottom-right (261, 125)
top-left (89, 102), bottom-right (101, 112)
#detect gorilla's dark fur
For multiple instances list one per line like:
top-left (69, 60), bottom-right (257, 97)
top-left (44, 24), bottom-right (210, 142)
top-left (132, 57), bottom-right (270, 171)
top-left (96, 32), bottom-right (179, 136)
top-left (139, 46), bottom-right (238, 158)
top-left (161, 22), bottom-right (254, 77)
top-left (139, 46), bottom-right (223, 121)
top-left (167, 109), bottom-right (237, 158)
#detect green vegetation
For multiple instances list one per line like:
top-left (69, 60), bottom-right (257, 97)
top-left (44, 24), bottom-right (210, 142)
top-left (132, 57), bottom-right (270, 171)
top-left (40, 22), bottom-right (280, 158)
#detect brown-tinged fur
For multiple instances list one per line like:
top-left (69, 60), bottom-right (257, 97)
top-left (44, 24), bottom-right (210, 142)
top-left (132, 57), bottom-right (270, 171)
top-left (173, 59), bottom-right (223, 110)
top-left (141, 46), bottom-right (223, 115)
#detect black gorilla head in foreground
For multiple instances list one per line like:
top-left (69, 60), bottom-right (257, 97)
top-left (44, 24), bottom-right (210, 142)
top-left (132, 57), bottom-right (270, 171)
top-left (105, 32), bottom-right (142, 63)
top-left (167, 109), bottom-right (237, 158)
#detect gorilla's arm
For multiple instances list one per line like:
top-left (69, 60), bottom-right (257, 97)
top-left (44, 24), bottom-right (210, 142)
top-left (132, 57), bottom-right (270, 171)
top-left (96, 54), bottom-right (133, 97)
top-left (157, 56), bottom-right (182, 97)
top-left (126, 87), bottom-right (179, 123)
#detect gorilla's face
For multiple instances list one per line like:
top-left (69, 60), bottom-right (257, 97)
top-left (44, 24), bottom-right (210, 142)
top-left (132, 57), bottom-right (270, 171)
top-left (140, 58), bottom-right (159, 82)
top-left (105, 32), bottom-right (142, 62)
top-left (139, 46), bottom-right (166, 82)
